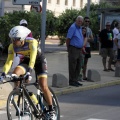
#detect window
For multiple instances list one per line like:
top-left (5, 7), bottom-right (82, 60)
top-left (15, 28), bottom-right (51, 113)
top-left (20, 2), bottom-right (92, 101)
top-left (73, 0), bottom-right (76, 6)
top-left (80, 0), bottom-right (83, 8)
top-left (48, 0), bottom-right (51, 3)
top-left (56, 0), bottom-right (60, 4)
top-left (65, 0), bottom-right (68, 6)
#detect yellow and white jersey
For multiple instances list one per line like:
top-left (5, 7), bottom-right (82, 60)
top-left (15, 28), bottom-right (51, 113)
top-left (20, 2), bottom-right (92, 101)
top-left (3, 37), bottom-right (39, 74)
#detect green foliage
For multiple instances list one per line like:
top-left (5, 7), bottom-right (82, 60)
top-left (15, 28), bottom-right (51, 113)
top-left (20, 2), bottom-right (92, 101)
top-left (56, 1), bottom-right (120, 45)
top-left (1, 1), bottom-right (120, 49)
top-left (0, 10), bottom-right (56, 52)
top-left (46, 10), bottom-right (57, 36)
top-left (57, 9), bottom-right (83, 45)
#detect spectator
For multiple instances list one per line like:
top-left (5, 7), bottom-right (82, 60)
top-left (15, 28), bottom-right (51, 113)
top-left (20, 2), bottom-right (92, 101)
top-left (19, 19), bottom-right (33, 37)
top-left (112, 22), bottom-right (119, 64)
top-left (66, 16), bottom-right (84, 87)
top-left (83, 16), bottom-right (93, 80)
top-left (78, 27), bottom-right (88, 82)
top-left (114, 33), bottom-right (120, 66)
top-left (99, 22), bottom-right (114, 71)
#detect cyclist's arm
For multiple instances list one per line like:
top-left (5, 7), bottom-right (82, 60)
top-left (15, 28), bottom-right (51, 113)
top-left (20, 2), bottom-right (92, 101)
top-left (29, 40), bottom-right (38, 69)
top-left (3, 44), bottom-right (14, 74)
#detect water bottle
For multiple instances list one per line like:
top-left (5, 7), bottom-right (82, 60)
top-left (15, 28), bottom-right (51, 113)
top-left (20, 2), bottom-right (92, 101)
top-left (29, 92), bottom-right (38, 105)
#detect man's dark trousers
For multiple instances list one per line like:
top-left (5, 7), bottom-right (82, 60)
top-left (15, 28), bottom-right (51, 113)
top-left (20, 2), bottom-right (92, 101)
top-left (68, 45), bottom-right (83, 83)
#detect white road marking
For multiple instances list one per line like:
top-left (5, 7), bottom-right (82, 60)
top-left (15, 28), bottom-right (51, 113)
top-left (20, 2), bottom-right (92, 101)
top-left (13, 116), bottom-right (30, 120)
top-left (60, 115), bottom-right (64, 118)
top-left (87, 118), bottom-right (108, 120)
top-left (0, 110), bottom-right (30, 120)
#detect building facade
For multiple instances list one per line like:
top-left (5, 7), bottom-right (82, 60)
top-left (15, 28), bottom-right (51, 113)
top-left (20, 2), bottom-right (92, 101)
top-left (2, 0), bottom-right (100, 16)
top-left (45, 0), bottom-right (100, 16)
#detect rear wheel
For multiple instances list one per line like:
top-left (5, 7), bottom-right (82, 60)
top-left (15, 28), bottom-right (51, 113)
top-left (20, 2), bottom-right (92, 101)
top-left (49, 87), bottom-right (60, 120)
top-left (40, 87), bottom-right (60, 120)
top-left (7, 89), bottom-right (34, 120)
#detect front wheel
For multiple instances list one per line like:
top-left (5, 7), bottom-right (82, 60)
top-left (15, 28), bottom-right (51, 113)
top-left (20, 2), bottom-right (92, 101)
top-left (7, 89), bottom-right (34, 120)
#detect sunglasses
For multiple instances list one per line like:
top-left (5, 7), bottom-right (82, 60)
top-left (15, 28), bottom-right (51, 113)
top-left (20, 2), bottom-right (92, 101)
top-left (106, 25), bottom-right (110, 26)
top-left (21, 23), bottom-right (27, 27)
top-left (11, 37), bottom-right (21, 42)
top-left (85, 21), bottom-right (90, 23)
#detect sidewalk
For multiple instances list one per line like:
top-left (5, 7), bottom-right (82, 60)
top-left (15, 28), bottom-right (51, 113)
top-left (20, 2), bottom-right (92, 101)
top-left (47, 51), bottom-right (120, 95)
top-left (0, 47), bottom-right (120, 108)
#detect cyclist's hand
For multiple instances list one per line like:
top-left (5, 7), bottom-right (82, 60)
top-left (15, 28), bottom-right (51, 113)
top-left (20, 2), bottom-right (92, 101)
top-left (24, 72), bottom-right (32, 81)
top-left (0, 72), bottom-right (6, 82)
top-left (11, 74), bottom-right (18, 78)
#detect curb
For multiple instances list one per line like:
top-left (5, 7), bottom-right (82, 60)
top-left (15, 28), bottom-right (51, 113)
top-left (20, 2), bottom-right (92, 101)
top-left (1, 80), bottom-right (120, 109)
top-left (54, 79), bottom-right (120, 95)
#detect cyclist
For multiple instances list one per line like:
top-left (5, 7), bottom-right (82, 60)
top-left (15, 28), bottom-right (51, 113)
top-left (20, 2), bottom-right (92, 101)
top-left (12, 19), bottom-right (33, 69)
top-left (19, 19), bottom-right (33, 37)
top-left (0, 26), bottom-right (56, 120)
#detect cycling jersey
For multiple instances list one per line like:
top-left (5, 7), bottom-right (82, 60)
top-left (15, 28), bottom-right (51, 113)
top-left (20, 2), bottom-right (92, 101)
top-left (3, 37), bottom-right (39, 74)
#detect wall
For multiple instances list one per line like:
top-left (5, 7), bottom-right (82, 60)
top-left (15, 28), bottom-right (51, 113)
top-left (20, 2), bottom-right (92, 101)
top-left (3, 0), bottom-right (100, 16)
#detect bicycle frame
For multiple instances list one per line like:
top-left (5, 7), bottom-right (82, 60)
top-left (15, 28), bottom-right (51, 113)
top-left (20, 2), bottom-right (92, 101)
top-left (3, 74), bottom-right (60, 120)
top-left (6, 76), bottom-right (45, 119)
top-left (21, 80), bottom-right (46, 118)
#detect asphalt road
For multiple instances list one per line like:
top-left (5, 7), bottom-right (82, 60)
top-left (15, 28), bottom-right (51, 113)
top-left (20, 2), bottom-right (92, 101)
top-left (1, 85), bottom-right (120, 120)
top-left (58, 85), bottom-right (120, 120)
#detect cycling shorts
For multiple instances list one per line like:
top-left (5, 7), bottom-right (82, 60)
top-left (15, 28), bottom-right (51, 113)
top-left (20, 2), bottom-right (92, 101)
top-left (17, 54), bottom-right (48, 79)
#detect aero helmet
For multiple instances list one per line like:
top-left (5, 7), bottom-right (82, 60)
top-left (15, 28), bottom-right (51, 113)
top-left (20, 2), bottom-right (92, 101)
top-left (9, 26), bottom-right (31, 41)
top-left (19, 19), bottom-right (28, 25)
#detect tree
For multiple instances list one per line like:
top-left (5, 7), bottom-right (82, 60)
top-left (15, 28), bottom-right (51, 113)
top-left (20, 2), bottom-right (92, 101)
top-left (56, 9), bottom-right (82, 45)
top-left (0, 10), bottom-right (56, 53)
top-left (56, 1), bottom-right (120, 45)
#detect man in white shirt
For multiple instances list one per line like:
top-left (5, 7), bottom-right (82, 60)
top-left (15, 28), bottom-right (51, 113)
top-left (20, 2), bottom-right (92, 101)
top-left (114, 33), bottom-right (120, 66)
top-left (113, 22), bottom-right (119, 64)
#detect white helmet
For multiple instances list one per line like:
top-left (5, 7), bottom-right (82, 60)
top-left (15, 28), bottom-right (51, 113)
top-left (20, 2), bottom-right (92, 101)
top-left (19, 19), bottom-right (28, 25)
top-left (9, 26), bottom-right (31, 41)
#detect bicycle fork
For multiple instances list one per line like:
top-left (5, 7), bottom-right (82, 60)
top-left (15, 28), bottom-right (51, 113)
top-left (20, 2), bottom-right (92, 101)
top-left (10, 94), bottom-right (21, 118)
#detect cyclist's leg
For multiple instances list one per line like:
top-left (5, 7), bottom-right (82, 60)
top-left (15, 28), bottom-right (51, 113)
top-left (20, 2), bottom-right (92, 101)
top-left (12, 64), bottom-right (28, 88)
top-left (12, 57), bottom-right (30, 88)
top-left (38, 76), bottom-right (52, 107)
top-left (35, 54), bottom-right (56, 119)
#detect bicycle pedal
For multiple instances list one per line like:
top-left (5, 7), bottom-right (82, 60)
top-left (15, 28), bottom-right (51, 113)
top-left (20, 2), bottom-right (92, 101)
top-left (16, 111), bottom-right (19, 116)
top-left (20, 111), bottom-right (24, 116)
top-left (43, 113), bottom-right (49, 120)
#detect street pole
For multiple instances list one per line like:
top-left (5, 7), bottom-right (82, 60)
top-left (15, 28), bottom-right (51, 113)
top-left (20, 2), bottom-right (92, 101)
top-left (40, 0), bottom-right (47, 53)
top-left (86, 0), bottom-right (90, 17)
top-left (22, 5), bottom-right (24, 11)
top-left (0, 0), bottom-right (4, 16)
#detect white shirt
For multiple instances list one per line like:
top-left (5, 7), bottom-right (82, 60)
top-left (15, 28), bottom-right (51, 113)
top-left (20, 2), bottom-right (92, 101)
top-left (113, 27), bottom-right (119, 50)
top-left (113, 28), bottom-right (119, 40)
top-left (117, 33), bottom-right (120, 46)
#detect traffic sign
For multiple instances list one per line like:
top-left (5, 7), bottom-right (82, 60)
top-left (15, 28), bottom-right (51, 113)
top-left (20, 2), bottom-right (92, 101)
top-left (12, 0), bottom-right (42, 5)
top-left (31, 5), bottom-right (42, 12)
